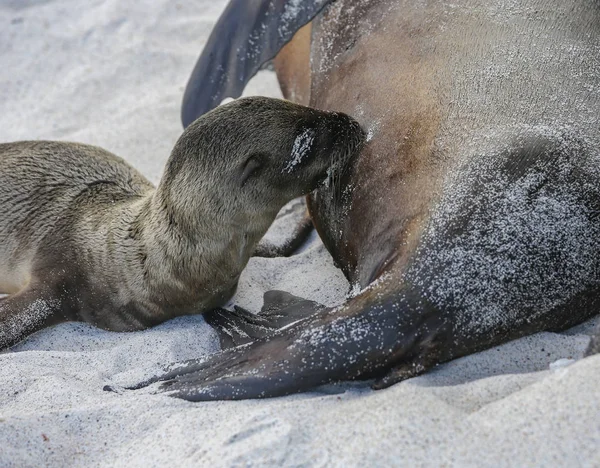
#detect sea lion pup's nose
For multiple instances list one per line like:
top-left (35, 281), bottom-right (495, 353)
top-left (329, 110), bottom-right (361, 130)
top-left (350, 118), bottom-right (366, 143)
top-left (323, 111), bottom-right (366, 147)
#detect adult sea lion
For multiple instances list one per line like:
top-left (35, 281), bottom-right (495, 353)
top-left (0, 97), bottom-right (364, 349)
top-left (131, 0), bottom-right (600, 400)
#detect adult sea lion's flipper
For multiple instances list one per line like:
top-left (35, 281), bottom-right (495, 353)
top-left (0, 283), bottom-right (66, 349)
top-left (204, 306), bottom-right (274, 349)
top-left (130, 282), bottom-right (451, 401)
top-left (205, 290), bottom-right (329, 349)
top-left (181, 0), bottom-right (332, 127)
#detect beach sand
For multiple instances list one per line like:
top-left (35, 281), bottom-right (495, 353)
top-left (1, 1), bottom-right (599, 466)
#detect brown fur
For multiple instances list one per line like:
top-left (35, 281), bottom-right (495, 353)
top-left (273, 23), bottom-right (313, 106)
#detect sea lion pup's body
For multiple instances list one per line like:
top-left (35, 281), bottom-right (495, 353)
top-left (130, 0), bottom-right (600, 401)
top-left (0, 97), bottom-right (364, 349)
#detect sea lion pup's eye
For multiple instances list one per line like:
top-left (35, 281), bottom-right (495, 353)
top-left (239, 154), bottom-right (264, 187)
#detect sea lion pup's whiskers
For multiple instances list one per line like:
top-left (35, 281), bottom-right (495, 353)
top-left (0, 96), bottom-right (364, 349)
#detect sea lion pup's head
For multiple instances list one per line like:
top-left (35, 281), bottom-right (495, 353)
top-left (159, 97), bottom-right (364, 230)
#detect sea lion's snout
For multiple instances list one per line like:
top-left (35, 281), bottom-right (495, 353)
top-left (178, 97), bottom-right (364, 217)
top-left (332, 112), bottom-right (365, 156)
top-left (301, 110), bottom-right (365, 188)
top-left (320, 111), bottom-right (365, 155)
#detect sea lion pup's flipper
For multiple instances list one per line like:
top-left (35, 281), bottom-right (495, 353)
top-left (205, 290), bottom-right (329, 349)
top-left (0, 283), bottom-right (66, 350)
top-left (130, 283), bottom-right (451, 401)
top-left (181, 0), bottom-right (332, 126)
top-left (253, 205), bottom-right (313, 258)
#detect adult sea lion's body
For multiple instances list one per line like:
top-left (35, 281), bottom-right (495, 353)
top-left (0, 97), bottom-right (364, 349)
top-left (132, 0), bottom-right (600, 400)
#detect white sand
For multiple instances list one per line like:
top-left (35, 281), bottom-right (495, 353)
top-left (1, 1), bottom-right (599, 466)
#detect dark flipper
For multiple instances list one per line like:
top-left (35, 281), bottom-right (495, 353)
top-left (129, 280), bottom-right (452, 401)
top-left (204, 306), bottom-right (275, 349)
top-left (260, 290), bottom-right (328, 320)
top-left (0, 283), bottom-right (66, 350)
top-left (253, 213), bottom-right (313, 257)
top-left (205, 290), bottom-right (329, 349)
top-left (181, 0), bottom-right (332, 127)
top-left (253, 198), bottom-right (314, 258)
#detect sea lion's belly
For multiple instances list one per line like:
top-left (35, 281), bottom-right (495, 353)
top-left (307, 0), bottom-right (446, 286)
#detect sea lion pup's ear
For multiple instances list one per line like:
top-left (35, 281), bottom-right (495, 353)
top-left (181, 0), bottom-right (332, 127)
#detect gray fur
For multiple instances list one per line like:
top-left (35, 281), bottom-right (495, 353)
top-left (0, 97), bottom-right (363, 348)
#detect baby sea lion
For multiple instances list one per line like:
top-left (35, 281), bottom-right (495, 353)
top-left (129, 0), bottom-right (600, 401)
top-left (0, 96), bottom-right (364, 349)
